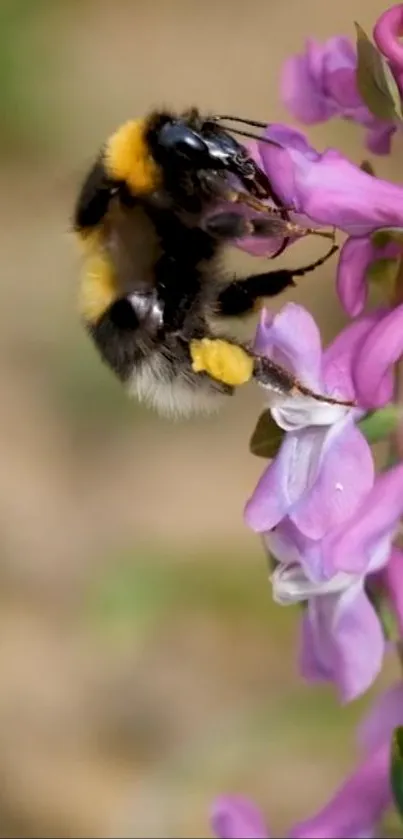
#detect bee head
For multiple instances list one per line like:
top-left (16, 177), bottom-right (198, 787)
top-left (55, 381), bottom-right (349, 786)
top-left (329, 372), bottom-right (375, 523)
top-left (148, 112), bottom-right (246, 171)
top-left (147, 111), bottom-right (274, 203)
top-left (103, 111), bottom-right (274, 207)
top-left (103, 112), bottom-right (227, 201)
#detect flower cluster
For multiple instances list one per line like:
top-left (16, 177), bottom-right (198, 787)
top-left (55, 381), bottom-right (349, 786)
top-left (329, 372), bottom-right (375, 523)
top-left (245, 302), bottom-right (403, 702)
top-left (208, 4), bottom-right (403, 838)
top-left (281, 6), bottom-right (403, 156)
top-left (281, 36), bottom-right (397, 155)
top-left (211, 683), bottom-right (403, 838)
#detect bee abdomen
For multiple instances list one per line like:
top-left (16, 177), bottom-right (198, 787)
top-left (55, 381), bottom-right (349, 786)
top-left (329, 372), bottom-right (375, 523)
top-left (127, 351), bottom-right (231, 418)
top-left (88, 298), bottom-right (143, 382)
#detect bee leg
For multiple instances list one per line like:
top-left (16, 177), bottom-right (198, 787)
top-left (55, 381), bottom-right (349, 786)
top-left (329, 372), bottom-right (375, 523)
top-left (189, 336), bottom-right (253, 386)
top-left (73, 156), bottom-right (116, 235)
top-left (189, 337), bottom-right (354, 407)
top-left (189, 335), bottom-right (298, 394)
top-left (189, 335), bottom-right (298, 393)
top-left (217, 245), bottom-right (338, 316)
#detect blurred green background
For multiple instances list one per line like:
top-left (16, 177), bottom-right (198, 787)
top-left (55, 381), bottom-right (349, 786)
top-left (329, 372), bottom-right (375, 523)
top-left (0, 0), bottom-right (401, 835)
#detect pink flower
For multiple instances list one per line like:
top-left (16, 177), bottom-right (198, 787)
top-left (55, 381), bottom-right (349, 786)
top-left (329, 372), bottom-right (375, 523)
top-left (336, 239), bottom-right (400, 319)
top-left (211, 797), bottom-right (268, 839)
top-left (374, 4), bottom-right (403, 95)
top-left (352, 301), bottom-right (403, 408)
top-left (211, 683), bottom-right (403, 838)
top-left (266, 517), bottom-right (385, 702)
top-left (245, 304), bottom-right (375, 539)
top-left (291, 743), bottom-right (391, 838)
top-left (282, 36), bottom-right (396, 155)
top-left (259, 463), bottom-right (403, 700)
top-left (244, 303), bottom-right (403, 699)
top-left (253, 124), bottom-right (403, 316)
top-left (258, 125), bottom-right (403, 237)
top-left (323, 461), bottom-right (403, 576)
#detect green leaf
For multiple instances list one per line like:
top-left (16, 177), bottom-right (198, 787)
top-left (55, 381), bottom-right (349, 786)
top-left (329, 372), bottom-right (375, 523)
top-left (372, 228), bottom-right (403, 248)
top-left (391, 727), bottom-right (403, 820)
top-left (358, 405), bottom-right (403, 443)
top-left (266, 552), bottom-right (278, 573)
top-left (366, 583), bottom-right (399, 640)
top-left (355, 22), bottom-right (403, 121)
top-left (366, 256), bottom-right (401, 299)
top-left (249, 410), bottom-right (285, 459)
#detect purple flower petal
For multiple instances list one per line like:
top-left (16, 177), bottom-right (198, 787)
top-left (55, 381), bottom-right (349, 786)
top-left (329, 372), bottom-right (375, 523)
top-left (300, 605), bottom-right (330, 682)
top-left (281, 53), bottom-right (333, 124)
top-left (295, 149), bottom-right (403, 235)
top-left (264, 125), bottom-right (320, 161)
top-left (290, 742), bottom-right (390, 838)
top-left (325, 67), bottom-right (360, 108)
top-left (336, 237), bottom-right (373, 317)
top-left (265, 519), bottom-right (326, 584)
top-left (299, 585), bottom-right (384, 702)
top-left (358, 680), bottom-right (403, 753)
top-left (233, 233), bottom-right (287, 258)
top-left (281, 34), bottom-right (396, 157)
top-left (260, 127), bottom-right (403, 235)
top-left (366, 123), bottom-right (397, 155)
top-left (305, 37), bottom-right (328, 85)
top-left (258, 126), bottom-right (318, 210)
top-left (290, 420), bottom-right (374, 540)
top-left (353, 304), bottom-right (403, 408)
top-left (374, 4), bottom-right (403, 77)
top-left (211, 796), bottom-right (268, 839)
top-left (322, 37), bottom-right (362, 109)
top-left (323, 308), bottom-right (389, 400)
top-left (254, 303), bottom-right (322, 388)
top-left (324, 462), bottom-right (403, 574)
top-left (244, 427), bottom-right (326, 533)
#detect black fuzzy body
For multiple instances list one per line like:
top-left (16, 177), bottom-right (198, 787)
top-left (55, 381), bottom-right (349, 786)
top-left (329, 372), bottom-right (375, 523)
top-left (74, 109), bottom-right (331, 416)
top-left (79, 173), bottom-right (233, 416)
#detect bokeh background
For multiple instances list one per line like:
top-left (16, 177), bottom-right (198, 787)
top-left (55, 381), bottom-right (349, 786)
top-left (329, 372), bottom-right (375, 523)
top-left (0, 0), bottom-right (402, 836)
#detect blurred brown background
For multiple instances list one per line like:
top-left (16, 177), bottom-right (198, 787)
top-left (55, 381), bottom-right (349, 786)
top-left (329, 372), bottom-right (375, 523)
top-left (0, 0), bottom-right (401, 836)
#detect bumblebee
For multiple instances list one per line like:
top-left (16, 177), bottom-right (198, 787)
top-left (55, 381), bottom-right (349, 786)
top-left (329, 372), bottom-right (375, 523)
top-left (73, 108), bottom-right (341, 417)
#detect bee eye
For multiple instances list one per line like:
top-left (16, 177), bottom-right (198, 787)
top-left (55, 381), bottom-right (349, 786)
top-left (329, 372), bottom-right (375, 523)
top-left (158, 122), bottom-right (209, 161)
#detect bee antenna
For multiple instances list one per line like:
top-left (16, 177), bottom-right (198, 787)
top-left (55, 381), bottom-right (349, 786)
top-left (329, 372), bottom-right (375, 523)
top-left (210, 125), bottom-right (281, 148)
top-left (210, 115), bottom-right (269, 129)
top-left (206, 118), bottom-right (282, 149)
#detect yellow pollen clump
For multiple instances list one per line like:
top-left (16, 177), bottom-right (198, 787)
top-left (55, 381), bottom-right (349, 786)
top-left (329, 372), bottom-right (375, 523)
top-left (190, 338), bottom-right (254, 386)
top-left (104, 119), bottom-right (161, 196)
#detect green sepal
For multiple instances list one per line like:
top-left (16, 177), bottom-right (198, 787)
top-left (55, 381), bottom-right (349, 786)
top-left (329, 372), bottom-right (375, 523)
top-left (366, 583), bottom-right (399, 641)
top-left (391, 727), bottom-right (403, 821)
top-left (372, 228), bottom-right (403, 248)
top-left (355, 22), bottom-right (403, 121)
top-left (249, 410), bottom-right (285, 459)
top-left (358, 405), bottom-right (403, 444)
top-left (367, 257), bottom-right (401, 300)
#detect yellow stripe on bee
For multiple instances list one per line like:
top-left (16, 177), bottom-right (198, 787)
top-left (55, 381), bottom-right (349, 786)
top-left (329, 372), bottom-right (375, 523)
top-left (104, 119), bottom-right (161, 196)
top-left (190, 338), bottom-right (254, 386)
top-left (78, 247), bottom-right (118, 324)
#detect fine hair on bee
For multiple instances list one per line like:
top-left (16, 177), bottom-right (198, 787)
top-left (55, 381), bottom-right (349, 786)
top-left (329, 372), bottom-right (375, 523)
top-left (73, 106), bottom-right (348, 418)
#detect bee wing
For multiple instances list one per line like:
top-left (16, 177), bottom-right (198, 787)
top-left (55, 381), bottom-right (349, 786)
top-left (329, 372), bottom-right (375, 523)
top-left (103, 203), bottom-right (162, 294)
